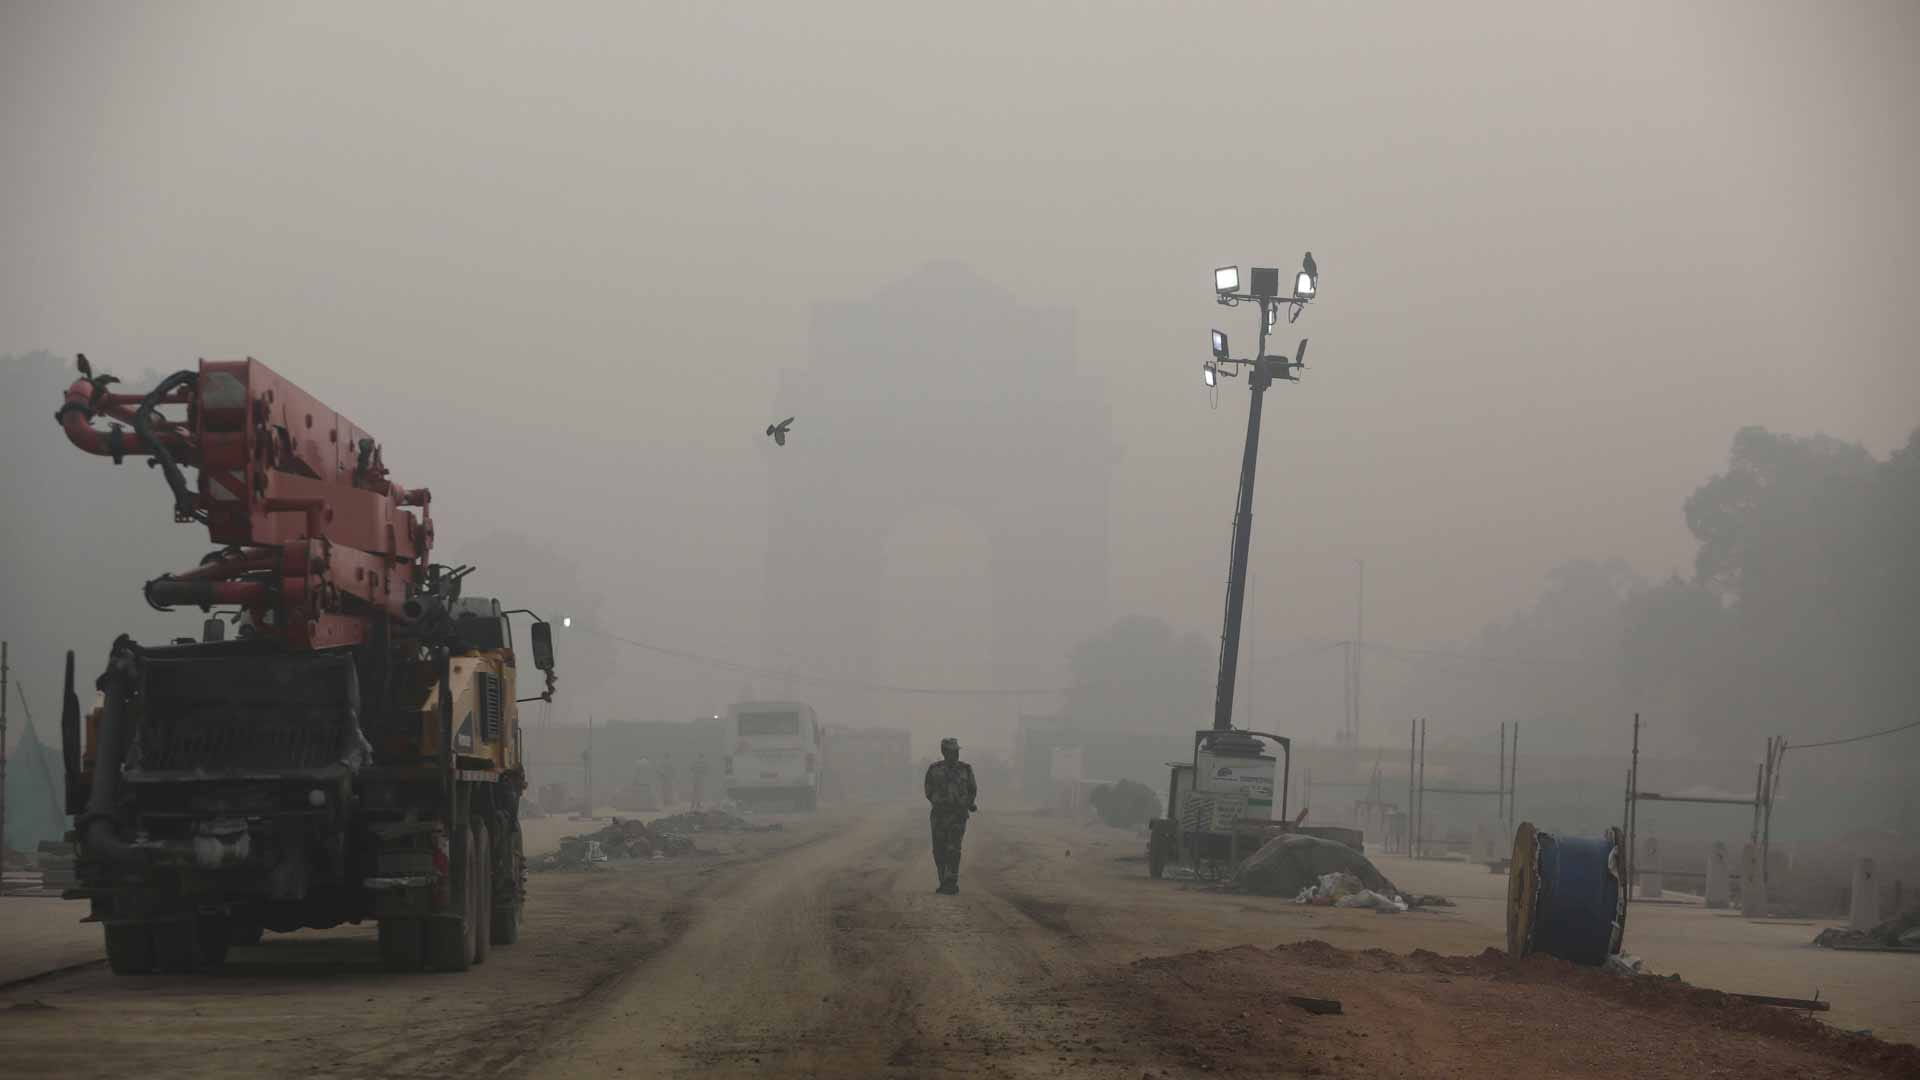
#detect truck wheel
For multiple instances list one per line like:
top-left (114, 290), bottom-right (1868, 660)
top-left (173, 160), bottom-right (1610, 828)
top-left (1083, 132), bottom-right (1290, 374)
top-left (195, 915), bottom-right (232, 969)
top-left (472, 820), bottom-right (491, 966)
top-left (104, 923), bottom-right (156, 975)
top-left (378, 918), bottom-right (425, 971)
top-left (491, 825), bottom-right (524, 946)
top-left (229, 921), bottom-right (265, 947)
top-left (152, 919), bottom-right (199, 973)
top-left (426, 823), bottom-right (477, 973)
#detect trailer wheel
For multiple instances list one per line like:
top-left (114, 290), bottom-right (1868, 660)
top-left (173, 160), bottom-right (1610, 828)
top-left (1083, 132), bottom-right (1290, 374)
top-left (152, 919), bottom-right (199, 973)
top-left (379, 918), bottom-right (425, 971)
top-left (491, 824), bottom-right (524, 946)
top-left (427, 823), bottom-right (477, 973)
top-left (472, 820), bottom-right (491, 966)
top-left (104, 923), bottom-right (156, 975)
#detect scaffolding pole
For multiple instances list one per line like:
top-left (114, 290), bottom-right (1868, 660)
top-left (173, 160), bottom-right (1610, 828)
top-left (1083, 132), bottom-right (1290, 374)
top-left (1624, 713), bottom-right (1775, 906)
top-left (1410, 716), bottom-right (1516, 860)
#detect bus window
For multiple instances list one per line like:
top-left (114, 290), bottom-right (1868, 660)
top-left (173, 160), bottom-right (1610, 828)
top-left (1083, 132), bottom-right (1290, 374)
top-left (737, 711), bottom-right (800, 737)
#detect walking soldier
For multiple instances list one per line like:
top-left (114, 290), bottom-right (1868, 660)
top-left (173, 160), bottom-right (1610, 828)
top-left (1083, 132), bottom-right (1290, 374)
top-left (924, 737), bottom-right (977, 894)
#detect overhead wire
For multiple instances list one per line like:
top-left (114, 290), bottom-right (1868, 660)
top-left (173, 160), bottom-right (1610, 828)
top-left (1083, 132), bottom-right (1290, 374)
top-left (1783, 717), bottom-right (1920, 751)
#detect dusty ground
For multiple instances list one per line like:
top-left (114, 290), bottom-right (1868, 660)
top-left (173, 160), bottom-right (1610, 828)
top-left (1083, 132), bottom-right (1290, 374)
top-left (2, 808), bottom-right (1914, 1079)
top-left (0, 814), bottom-right (819, 1079)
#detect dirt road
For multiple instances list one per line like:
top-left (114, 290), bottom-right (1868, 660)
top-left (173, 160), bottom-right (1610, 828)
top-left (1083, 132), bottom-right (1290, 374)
top-left (524, 809), bottom-right (1914, 1079)
top-left (3, 808), bottom-right (1913, 1079)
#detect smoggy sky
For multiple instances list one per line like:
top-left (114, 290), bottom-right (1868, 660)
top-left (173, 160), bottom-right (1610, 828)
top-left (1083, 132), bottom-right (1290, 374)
top-left (3, 1), bottom-right (1915, 744)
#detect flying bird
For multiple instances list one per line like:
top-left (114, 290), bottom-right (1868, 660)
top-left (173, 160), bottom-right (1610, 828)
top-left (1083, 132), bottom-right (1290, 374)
top-left (766, 417), bottom-right (794, 446)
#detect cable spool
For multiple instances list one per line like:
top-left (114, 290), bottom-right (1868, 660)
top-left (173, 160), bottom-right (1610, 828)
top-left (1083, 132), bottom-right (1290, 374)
top-left (1506, 822), bottom-right (1627, 966)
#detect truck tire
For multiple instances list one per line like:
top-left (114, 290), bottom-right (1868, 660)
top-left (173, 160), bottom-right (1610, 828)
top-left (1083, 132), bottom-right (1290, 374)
top-left (104, 923), bottom-right (156, 975)
top-left (426, 823), bottom-right (477, 973)
top-left (229, 921), bottom-right (265, 947)
top-left (152, 919), bottom-right (199, 973)
top-left (491, 824), bottom-right (524, 946)
top-left (378, 918), bottom-right (425, 971)
top-left (472, 820), bottom-right (491, 966)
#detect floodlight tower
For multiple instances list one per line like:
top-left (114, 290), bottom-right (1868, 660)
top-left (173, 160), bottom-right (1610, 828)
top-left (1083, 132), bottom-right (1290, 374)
top-left (1202, 255), bottom-right (1318, 734)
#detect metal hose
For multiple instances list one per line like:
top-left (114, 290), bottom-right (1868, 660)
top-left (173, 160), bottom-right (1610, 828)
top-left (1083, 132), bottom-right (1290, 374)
top-left (130, 369), bottom-right (199, 520)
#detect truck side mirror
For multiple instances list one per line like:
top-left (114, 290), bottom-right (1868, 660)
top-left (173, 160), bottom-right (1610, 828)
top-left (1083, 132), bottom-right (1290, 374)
top-left (530, 621), bottom-right (556, 672)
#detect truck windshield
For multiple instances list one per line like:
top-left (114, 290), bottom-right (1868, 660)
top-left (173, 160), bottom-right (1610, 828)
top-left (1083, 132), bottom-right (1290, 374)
top-left (737, 712), bottom-right (800, 737)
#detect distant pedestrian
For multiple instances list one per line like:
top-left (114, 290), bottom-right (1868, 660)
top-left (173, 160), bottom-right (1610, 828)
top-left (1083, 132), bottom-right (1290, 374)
top-left (690, 754), bottom-right (710, 810)
top-left (924, 737), bottom-right (977, 895)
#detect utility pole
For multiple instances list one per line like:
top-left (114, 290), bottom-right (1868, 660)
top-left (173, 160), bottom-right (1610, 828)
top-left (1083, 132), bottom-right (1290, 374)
top-left (1407, 717), bottom-right (1416, 856)
top-left (584, 713), bottom-right (595, 817)
top-left (1417, 716), bottom-right (1427, 857)
top-left (1202, 257), bottom-right (1318, 736)
top-left (1243, 568), bottom-right (1254, 729)
top-left (1351, 560), bottom-right (1364, 747)
top-left (1498, 722), bottom-right (1507, 823)
top-left (1, 641), bottom-right (9, 859)
top-left (1627, 713), bottom-right (1641, 895)
top-left (1509, 722), bottom-right (1519, 826)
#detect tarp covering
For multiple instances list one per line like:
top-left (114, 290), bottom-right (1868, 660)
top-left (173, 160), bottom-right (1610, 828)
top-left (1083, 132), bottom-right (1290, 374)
top-left (1232, 833), bottom-right (1398, 897)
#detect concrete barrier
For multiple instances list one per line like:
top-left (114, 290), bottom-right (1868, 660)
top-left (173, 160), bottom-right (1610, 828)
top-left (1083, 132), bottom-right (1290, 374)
top-left (1705, 842), bottom-right (1730, 909)
top-left (1638, 835), bottom-right (1663, 898)
top-left (1850, 857), bottom-right (1879, 931)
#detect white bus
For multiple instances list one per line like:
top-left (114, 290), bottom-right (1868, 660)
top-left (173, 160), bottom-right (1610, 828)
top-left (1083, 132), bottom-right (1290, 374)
top-left (724, 701), bottom-right (822, 811)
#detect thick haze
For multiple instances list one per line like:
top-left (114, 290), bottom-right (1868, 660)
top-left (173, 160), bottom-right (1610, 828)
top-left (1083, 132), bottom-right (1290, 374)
top-left (3, 1), bottom-right (1915, 765)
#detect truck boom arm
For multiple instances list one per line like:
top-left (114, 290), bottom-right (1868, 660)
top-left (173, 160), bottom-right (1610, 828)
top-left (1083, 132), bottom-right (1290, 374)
top-left (56, 354), bottom-right (434, 650)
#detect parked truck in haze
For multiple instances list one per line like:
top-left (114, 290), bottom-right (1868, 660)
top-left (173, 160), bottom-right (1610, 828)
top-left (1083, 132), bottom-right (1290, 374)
top-left (51, 355), bottom-right (558, 973)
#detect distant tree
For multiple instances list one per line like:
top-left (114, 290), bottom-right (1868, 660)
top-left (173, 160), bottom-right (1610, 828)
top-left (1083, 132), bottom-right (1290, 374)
top-left (1684, 426), bottom-right (1876, 603)
top-left (1065, 615), bottom-right (1212, 733)
top-left (1618, 574), bottom-right (1733, 745)
top-left (1629, 425), bottom-right (1918, 755)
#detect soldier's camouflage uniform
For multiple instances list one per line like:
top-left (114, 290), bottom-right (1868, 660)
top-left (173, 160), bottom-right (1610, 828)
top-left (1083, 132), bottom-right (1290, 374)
top-left (924, 755), bottom-right (977, 891)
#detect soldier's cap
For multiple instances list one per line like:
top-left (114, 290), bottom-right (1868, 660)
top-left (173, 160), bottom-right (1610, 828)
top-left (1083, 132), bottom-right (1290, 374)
top-left (939, 737), bottom-right (959, 751)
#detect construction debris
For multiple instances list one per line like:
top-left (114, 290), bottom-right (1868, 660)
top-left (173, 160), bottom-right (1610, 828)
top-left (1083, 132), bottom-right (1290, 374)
top-left (530, 817), bottom-right (698, 871)
top-left (1293, 871), bottom-right (1407, 912)
top-left (1232, 833), bottom-right (1398, 898)
top-left (1726, 992), bottom-right (1831, 1012)
top-left (1285, 995), bottom-right (1343, 1015)
top-left (1811, 909), bottom-right (1920, 952)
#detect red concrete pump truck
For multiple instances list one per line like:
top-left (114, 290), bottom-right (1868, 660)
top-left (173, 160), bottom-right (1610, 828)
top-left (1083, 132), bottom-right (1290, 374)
top-left (50, 354), bottom-right (557, 974)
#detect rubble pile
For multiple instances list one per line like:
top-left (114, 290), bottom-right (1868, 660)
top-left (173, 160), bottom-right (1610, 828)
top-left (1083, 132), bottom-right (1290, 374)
top-left (1231, 833), bottom-right (1450, 912)
top-left (1812, 909), bottom-right (1920, 951)
top-left (530, 816), bottom-right (696, 871)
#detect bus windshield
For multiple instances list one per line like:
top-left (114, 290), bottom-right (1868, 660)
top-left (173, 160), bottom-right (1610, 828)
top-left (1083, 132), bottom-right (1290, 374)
top-left (736, 711), bottom-right (801, 737)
